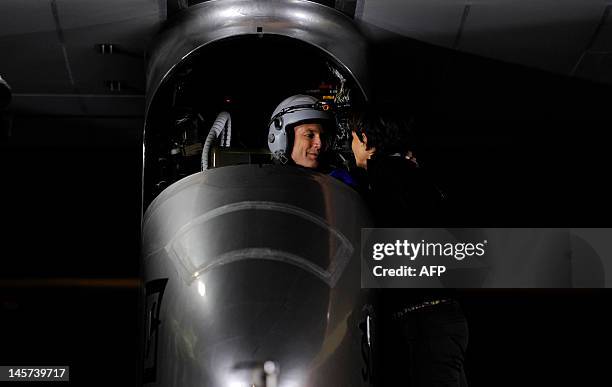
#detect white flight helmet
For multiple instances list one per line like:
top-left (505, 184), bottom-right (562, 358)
top-left (267, 94), bottom-right (333, 164)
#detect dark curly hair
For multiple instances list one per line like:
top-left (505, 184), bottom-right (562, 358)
top-left (351, 106), bottom-right (416, 156)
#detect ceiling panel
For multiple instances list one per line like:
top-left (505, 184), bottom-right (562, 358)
top-left (459, 1), bottom-right (602, 74)
top-left (0, 0), bottom-right (56, 37)
top-left (573, 4), bottom-right (612, 84)
top-left (63, 15), bottom-right (160, 94)
top-left (0, 0), bottom-right (161, 113)
top-left (0, 30), bottom-right (72, 93)
top-left (54, 0), bottom-right (161, 30)
top-left (357, 0), bottom-right (610, 82)
top-left (359, 0), bottom-right (467, 47)
top-left (584, 4), bottom-right (612, 53)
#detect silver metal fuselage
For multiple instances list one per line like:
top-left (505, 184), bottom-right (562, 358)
top-left (142, 165), bottom-right (372, 386)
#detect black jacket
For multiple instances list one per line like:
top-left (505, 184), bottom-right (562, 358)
top-left (354, 155), bottom-right (445, 227)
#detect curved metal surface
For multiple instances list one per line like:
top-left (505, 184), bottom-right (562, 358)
top-left (159, 200), bottom-right (354, 287)
top-left (142, 165), bottom-right (373, 387)
top-left (145, 0), bottom-right (370, 115)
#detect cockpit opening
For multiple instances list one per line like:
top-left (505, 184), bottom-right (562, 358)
top-left (143, 35), bottom-right (367, 208)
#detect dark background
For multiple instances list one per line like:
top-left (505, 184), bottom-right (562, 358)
top-left (2, 31), bottom-right (612, 387)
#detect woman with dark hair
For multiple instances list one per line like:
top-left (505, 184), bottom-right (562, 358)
top-left (351, 107), bottom-right (469, 387)
top-left (350, 108), bottom-right (444, 227)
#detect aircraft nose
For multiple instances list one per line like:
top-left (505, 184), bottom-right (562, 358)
top-left (142, 165), bottom-right (373, 387)
top-left (187, 260), bottom-right (330, 387)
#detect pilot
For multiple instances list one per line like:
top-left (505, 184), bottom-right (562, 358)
top-left (267, 94), bottom-right (332, 169)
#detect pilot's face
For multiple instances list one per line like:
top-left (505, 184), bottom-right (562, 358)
top-left (291, 123), bottom-right (325, 168)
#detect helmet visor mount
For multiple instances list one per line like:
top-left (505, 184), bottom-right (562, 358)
top-left (268, 101), bottom-right (332, 129)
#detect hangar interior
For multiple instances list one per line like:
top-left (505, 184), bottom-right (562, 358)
top-left (1, 1), bottom-right (612, 386)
